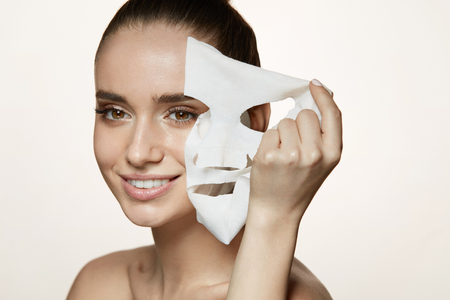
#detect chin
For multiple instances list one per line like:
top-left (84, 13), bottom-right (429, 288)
top-left (119, 196), bottom-right (196, 228)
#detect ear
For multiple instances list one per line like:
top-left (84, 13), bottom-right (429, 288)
top-left (248, 103), bottom-right (271, 132)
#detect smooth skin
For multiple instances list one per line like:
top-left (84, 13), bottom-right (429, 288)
top-left (67, 22), bottom-right (341, 300)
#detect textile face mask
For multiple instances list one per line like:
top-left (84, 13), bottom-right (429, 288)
top-left (184, 37), bottom-right (322, 244)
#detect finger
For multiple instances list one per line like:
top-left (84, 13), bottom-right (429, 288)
top-left (295, 109), bottom-right (322, 146)
top-left (257, 128), bottom-right (280, 153)
top-left (277, 118), bottom-right (301, 148)
top-left (310, 79), bottom-right (342, 148)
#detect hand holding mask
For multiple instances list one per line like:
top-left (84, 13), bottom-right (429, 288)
top-left (184, 37), bottom-right (329, 244)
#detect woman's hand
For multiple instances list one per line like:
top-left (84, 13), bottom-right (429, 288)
top-left (227, 80), bottom-right (341, 300)
top-left (249, 79), bottom-right (342, 224)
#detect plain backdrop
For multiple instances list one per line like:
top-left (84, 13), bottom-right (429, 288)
top-left (1, 0), bottom-right (449, 299)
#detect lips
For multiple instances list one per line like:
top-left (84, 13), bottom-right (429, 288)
top-left (121, 175), bottom-right (180, 201)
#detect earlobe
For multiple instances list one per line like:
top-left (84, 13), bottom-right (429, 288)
top-left (249, 103), bottom-right (271, 132)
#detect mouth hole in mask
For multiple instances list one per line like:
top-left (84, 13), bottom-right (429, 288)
top-left (190, 182), bottom-right (236, 196)
top-left (268, 97), bottom-right (295, 128)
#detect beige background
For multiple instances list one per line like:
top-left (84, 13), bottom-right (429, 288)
top-left (1, 0), bottom-right (449, 299)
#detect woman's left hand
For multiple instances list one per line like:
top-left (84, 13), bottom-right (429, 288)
top-left (249, 79), bottom-right (342, 224)
top-left (227, 79), bottom-right (341, 300)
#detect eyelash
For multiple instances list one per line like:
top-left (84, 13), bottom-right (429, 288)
top-left (95, 106), bottom-right (130, 123)
top-left (166, 106), bottom-right (199, 125)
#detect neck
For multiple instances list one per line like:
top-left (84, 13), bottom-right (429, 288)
top-left (151, 210), bottom-right (243, 287)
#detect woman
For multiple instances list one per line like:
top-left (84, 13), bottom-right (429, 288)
top-left (67, 0), bottom-right (342, 299)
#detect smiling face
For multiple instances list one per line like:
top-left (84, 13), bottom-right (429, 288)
top-left (94, 23), bottom-right (209, 227)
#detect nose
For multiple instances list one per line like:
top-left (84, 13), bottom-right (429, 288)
top-left (125, 119), bottom-right (164, 167)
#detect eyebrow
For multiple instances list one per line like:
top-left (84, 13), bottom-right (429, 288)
top-left (155, 93), bottom-right (196, 104)
top-left (95, 90), bottom-right (127, 104)
top-left (95, 90), bottom-right (195, 104)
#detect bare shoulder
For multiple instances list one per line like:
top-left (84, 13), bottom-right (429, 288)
top-left (66, 245), bottom-right (155, 300)
top-left (287, 258), bottom-right (333, 300)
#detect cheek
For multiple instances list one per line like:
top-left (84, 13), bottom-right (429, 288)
top-left (93, 123), bottom-right (124, 174)
top-left (164, 126), bottom-right (194, 166)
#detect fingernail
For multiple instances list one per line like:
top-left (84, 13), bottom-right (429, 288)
top-left (311, 79), bottom-right (322, 87)
top-left (312, 78), bottom-right (333, 96)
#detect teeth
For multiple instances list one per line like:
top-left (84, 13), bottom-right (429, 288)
top-left (143, 180), bottom-right (153, 188)
top-left (136, 180), bottom-right (144, 188)
top-left (127, 179), bottom-right (171, 189)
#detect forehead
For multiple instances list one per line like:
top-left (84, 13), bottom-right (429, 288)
top-left (94, 23), bottom-right (195, 98)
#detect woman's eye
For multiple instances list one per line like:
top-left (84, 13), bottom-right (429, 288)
top-left (170, 111), bottom-right (190, 120)
top-left (167, 109), bottom-right (198, 123)
top-left (95, 107), bottom-right (131, 122)
top-left (106, 109), bottom-right (129, 120)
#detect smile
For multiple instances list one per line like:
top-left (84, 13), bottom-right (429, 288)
top-left (127, 179), bottom-right (170, 189)
top-left (121, 175), bottom-right (180, 201)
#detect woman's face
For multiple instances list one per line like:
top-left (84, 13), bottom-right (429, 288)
top-left (94, 23), bottom-right (209, 227)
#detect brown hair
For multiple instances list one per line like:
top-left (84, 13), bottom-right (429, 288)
top-left (96, 0), bottom-right (260, 67)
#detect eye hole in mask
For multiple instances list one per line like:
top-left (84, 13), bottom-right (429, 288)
top-left (240, 97), bottom-right (295, 131)
top-left (269, 97), bottom-right (295, 128)
top-left (240, 110), bottom-right (251, 129)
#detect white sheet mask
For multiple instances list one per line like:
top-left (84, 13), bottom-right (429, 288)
top-left (184, 37), bottom-right (323, 244)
